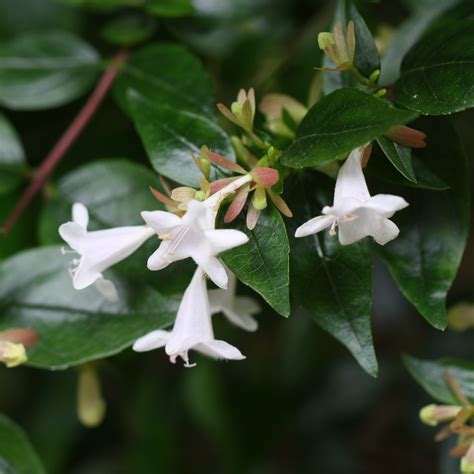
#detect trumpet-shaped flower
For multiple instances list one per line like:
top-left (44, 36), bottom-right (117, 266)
top-left (209, 271), bottom-right (260, 332)
top-left (59, 203), bottom-right (154, 300)
top-left (133, 267), bottom-right (245, 367)
top-left (141, 199), bottom-right (248, 289)
top-left (295, 147), bottom-right (408, 245)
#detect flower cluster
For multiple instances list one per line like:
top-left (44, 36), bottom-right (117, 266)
top-left (58, 88), bottom-right (412, 369)
top-left (59, 171), bottom-right (261, 367)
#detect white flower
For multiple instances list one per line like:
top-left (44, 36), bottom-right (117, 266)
top-left (295, 147), bottom-right (409, 245)
top-left (209, 271), bottom-right (260, 332)
top-left (133, 267), bottom-right (245, 367)
top-left (141, 199), bottom-right (248, 289)
top-left (59, 203), bottom-right (154, 301)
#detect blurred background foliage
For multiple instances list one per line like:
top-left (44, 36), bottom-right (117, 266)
top-left (0, 0), bottom-right (473, 472)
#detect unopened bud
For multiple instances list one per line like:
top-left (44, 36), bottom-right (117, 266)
top-left (419, 404), bottom-right (462, 426)
top-left (462, 443), bottom-right (474, 473)
top-left (252, 186), bottom-right (267, 211)
top-left (369, 69), bottom-right (381, 84)
top-left (375, 88), bottom-right (387, 98)
top-left (448, 302), bottom-right (474, 331)
top-left (0, 341), bottom-right (27, 368)
top-left (77, 365), bottom-right (106, 428)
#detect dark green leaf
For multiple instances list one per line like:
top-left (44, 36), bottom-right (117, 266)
top-left (376, 136), bottom-right (416, 183)
top-left (377, 118), bottom-right (469, 329)
top-left (322, 0), bottom-right (380, 94)
top-left (282, 88), bottom-right (417, 167)
top-left (403, 354), bottom-right (474, 404)
top-left (220, 204), bottom-right (290, 317)
top-left (127, 90), bottom-right (235, 187)
top-left (56, 0), bottom-right (140, 9)
top-left (101, 14), bottom-right (156, 46)
top-left (0, 31), bottom-right (100, 110)
top-left (380, 0), bottom-right (462, 84)
top-left (366, 150), bottom-right (449, 191)
top-left (0, 113), bottom-right (26, 194)
top-left (114, 42), bottom-right (214, 116)
top-left (0, 246), bottom-right (178, 369)
top-left (146, 0), bottom-right (194, 17)
top-left (394, 20), bottom-right (474, 115)
top-left (0, 414), bottom-right (45, 474)
top-left (286, 171), bottom-right (377, 377)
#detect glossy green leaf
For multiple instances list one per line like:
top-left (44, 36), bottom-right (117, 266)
top-left (39, 159), bottom-right (164, 244)
top-left (403, 354), bottom-right (474, 404)
top-left (366, 150), bottom-right (449, 191)
top-left (0, 31), bottom-right (100, 110)
top-left (322, 0), bottom-right (380, 94)
top-left (220, 204), bottom-right (290, 317)
top-left (0, 113), bottom-right (26, 194)
top-left (286, 171), bottom-right (377, 377)
top-left (101, 14), bottom-right (156, 46)
top-left (0, 246), bottom-right (178, 369)
top-left (377, 118), bottom-right (469, 329)
top-left (380, 0), bottom-right (462, 84)
top-left (114, 42), bottom-right (214, 116)
top-left (394, 20), bottom-right (474, 115)
top-left (146, 0), bottom-right (194, 17)
top-left (127, 90), bottom-right (235, 187)
top-left (282, 88), bottom-right (417, 167)
top-left (0, 414), bottom-right (45, 474)
top-left (376, 136), bottom-right (416, 183)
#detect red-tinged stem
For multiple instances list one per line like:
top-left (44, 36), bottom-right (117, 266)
top-left (2, 49), bottom-right (130, 235)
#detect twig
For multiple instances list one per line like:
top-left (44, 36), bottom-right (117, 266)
top-left (2, 49), bottom-right (129, 235)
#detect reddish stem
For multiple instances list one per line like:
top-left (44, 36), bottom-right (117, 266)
top-left (2, 49), bottom-right (129, 235)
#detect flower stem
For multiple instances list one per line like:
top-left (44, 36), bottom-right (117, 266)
top-left (2, 49), bottom-right (130, 235)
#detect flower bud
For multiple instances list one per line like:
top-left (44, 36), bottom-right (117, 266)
top-left (217, 88), bottom-right (256, 132)
top-left (318, 21), bottom-right (355, 71)
top-left (252, 186), bottom-right (267, 211)
top-left (419, 404), bottom-right (462, 426)
top-left (462, 443), bottom-right (474, 473)
top-left (77, 364), bottom-right (106, 428)
top-left (448, 302), bottom-right (474, 331)
top-left (0, 341), bottom-right (27, 368)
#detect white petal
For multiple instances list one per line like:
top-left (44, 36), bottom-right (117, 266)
top-left (165, 268), bottom-right (214, 355)
top-left (221, 307), bottom-right (258, 332)
top-left (334, 147), bottom-right (371, 206)
top-left (204, 229), bottom-right (249, 253)
top-left (183, 199), bottom-right (215, 230)
top-left (147, 242), bottom-right (175, 271)
top-left (58, 222), bottom-right (87, 250)
top-left (133, 330), bottom-right (170, 352)
top-left (295, 215), bottom-right (334, 237)
top-left (94, 277), bottom-right (118, 303)
top-left (234, 296), bottom-right (261, 316)
top-left (195, 340), bottom-right (246, 360)
top-left (141, 210), bottom-right (182, 235)
top-left (194, 255), bottom-right (228, 289)
top-left (338, 208), bottom-right (400, 245)
top-left (364, 194), bottom-right (409, 218)
top-left (72, 203), bottom-right (89, 229)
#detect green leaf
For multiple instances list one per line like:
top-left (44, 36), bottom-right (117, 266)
top-left (0, 31), bottom-right (100, 110)
top-left (403, 354), bottom-right (474, 404)
top-left (377, 117), bottom-right (469, 329)
top-left (56, 0), bottom-right (141, 9)
top-left (127, 90), bottom-right (235, 187)
top-left (366, 150), bottom-right (449, 191)
top-left (322, 0), bottom-right (380, 94)
top-left (376, 136), bottom-right (416, 183)
top-left (0, 246), bottom-right (178, 370)
top-left (394, 19), bottom-right (474, 115)
top-left (380, 0), bottom-right (462, 84)
top-left (146, 0), bottom-right (194, 17)
top-left (39, 159), bottom-right (164, 244)
top-left (220, 204), bottom-right (290, 317)
top-left (0, 414), bottom-right (45, 474)
top-left (286, 171), bottom-right (377, 377)
top-left (0, 113), bottom-right (26, 194)
top-left (101, 14), bottom-right (156, 46)
top-left (282, 88), bottom-right (417, 167)
top-left (114, 42), bottom-right (214, 116)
